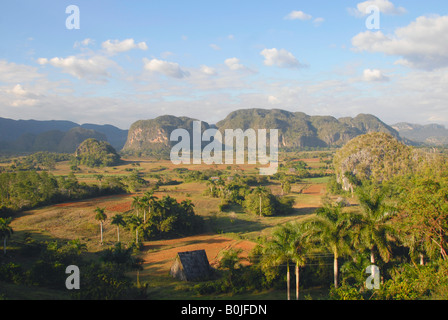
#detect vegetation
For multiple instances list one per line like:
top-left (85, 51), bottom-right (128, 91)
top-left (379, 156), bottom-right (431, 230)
top-left (1, 130), bottom-right (448, 301)
top-left (0, 170), bottom-right (127, 214)
top-left (74, 138), bottom-right (121, 168)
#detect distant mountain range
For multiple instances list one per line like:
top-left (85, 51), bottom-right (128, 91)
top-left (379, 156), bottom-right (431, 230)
top-left (122, 109), bottom-right (403, 154)
top-left (391, 122), bottom-right (448, 146)
top-left (0, 117), bottom-right (128, 153)
top-left (1, 109), bottom-right (447, 155)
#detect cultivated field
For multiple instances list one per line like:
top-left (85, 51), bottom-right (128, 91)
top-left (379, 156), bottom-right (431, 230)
top-left (7, 152), bottom-right (335, 299)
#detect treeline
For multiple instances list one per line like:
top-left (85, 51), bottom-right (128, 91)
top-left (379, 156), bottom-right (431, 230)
top-left (124, 193), bottom-right (204, 242)
top-left (203, 178), bottom-right (295, 217)
top-left (0, 237), bottom-right (146, 300)
top-left (0, 152), bottom-right (71, 172)
top-left (0, 171), bottom-right (127, 214)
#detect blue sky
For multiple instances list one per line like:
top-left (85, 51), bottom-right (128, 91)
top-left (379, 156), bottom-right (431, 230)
top-left (0, 0), bottom-right (447, 129)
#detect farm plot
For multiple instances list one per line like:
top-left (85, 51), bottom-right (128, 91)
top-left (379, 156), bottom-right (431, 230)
top-left (140, 234), bottom-right (257, 278)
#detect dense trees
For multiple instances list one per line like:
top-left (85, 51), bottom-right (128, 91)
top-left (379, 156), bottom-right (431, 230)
top-left (396, 176), bottom-right (448, 262)
top-left (0, 171), bottom-right (133, 214)
top-left (141, 196), bottom-right (203, 240)
top-left (0, 238), bottom-right (146, 300)
top-left (74, 138), bottom-right (121, 168)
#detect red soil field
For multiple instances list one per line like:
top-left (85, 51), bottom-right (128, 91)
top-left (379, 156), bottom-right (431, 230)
top-left (302, 184), bottom-right (325, 195)
top-left (141, 234), bottom-right (257, 276)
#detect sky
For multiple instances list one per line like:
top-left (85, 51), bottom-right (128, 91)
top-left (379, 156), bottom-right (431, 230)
top-left (0, 0), bottom-right (447, 129)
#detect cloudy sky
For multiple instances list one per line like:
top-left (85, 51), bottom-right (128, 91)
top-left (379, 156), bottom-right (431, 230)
top-left (0, 0), bottom-right (447, 129)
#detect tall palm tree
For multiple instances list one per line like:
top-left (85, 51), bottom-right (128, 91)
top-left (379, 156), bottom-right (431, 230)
top-left (132, 195), bottom-right (141, 218)
top-left (111, 214), bottom-right (126, 243)
top-left (94, 207), bottom-right (107, 245)
top-left (287, 223), bottom-right (309, 300)
top-left (305, 204), bottom-right (355, 288)
top-left (126, 215), bottom-right (143, 245)
top-left (354, 186), bottom-right (397, 265)
top-left (0, 217), bottom-right (13, 255)
top-left (261, 223), bottom-right (308, 300)
top-left (142, 191), bottom-right (157, 223)
top-left (261, 226), bottom-right (292, 300)
top-left (253, 186), bottom-right (269, 217)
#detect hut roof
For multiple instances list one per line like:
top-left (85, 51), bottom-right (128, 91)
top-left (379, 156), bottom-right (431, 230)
top-left (170, 249), bottom-right (213, 282)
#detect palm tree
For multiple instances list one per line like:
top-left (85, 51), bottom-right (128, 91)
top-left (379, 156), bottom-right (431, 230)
top-left (94, 207), bottom-right (107, 245)
top-left (111, 214), bottom-right (126, 243)
top-left (288, 223), bottom-right (309, 300)
top-left (132, 195), bottom-right (141, 218)
top-left (0, 217), bottom-right (13, 255)
top-left (126, 215), bottom-right (143, 245)
top-left (142, 191), bottom-right (157, 223)
top-left (305, 204), bottom-right (355, 288)
top-left (253, 186), bottom-right (269, 217)
top-left (354, 186), bottom-right (397, 266)
top-left (261, 223), bottom-right (308, 300)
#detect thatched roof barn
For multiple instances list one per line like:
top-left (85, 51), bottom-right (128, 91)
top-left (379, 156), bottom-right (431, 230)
top-left (170, 250), bottom-right (214, 282)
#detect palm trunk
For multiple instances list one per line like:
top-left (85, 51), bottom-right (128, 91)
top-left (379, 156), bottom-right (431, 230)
top-left (117, 226), bottom-right (120, 242)
top-left (295, 262), bottom-right (300, 300)
top-left (286, 261), bottom-right (291, 300)
top-left (137, 270), bottom-right (140, 287)
top-left (370, 251), bottom-right (377, 286)
top-left (420, 253), bottom-right (424, 266)
top-left (100, 222), bottom-right (103, 244)
top-left (136, 228), bottom-right (139, 244)
top-left (334, 255), bottom-right (338, 289)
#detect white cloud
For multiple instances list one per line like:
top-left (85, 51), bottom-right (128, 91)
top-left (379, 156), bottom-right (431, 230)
top-left (209, 44), bottom-right (221, 51)
top-left (160, 51), bottom-right (174, 59)
top-left (38, 55), bottom-right (117, 81)
top-left (2, 84), bottom-right (39, 107)
top-left (74, 38), bottom-right (94, 48)
top-left (102, 38), bottom-right (148, 54)
top-left (362, 69), bottom-right (389, 82)
top-left (225, 57), bottom-right (245, 71)
top-left (260, 48), bottom-right (302, 69)
top-left (313, 17), bottom-right (325, 26)
top-left (11, 98), bottom-right (38, 107)
top-left (200, 65), bottom-right (217, 76)
top-left (143, 58), bottom-right (190, 79)
top-left (349, 0), bottom-right (406, 17)
top-left (352, 15), bottom-right (448, 70)
top-left (10, 84), bottom-right (27, 96)
top-left (268, 95), bottom-right (280, 104)
top-left (284, 10), bottom-right (312, 21)
top-left (0, 60), bottom-right (43, 83)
